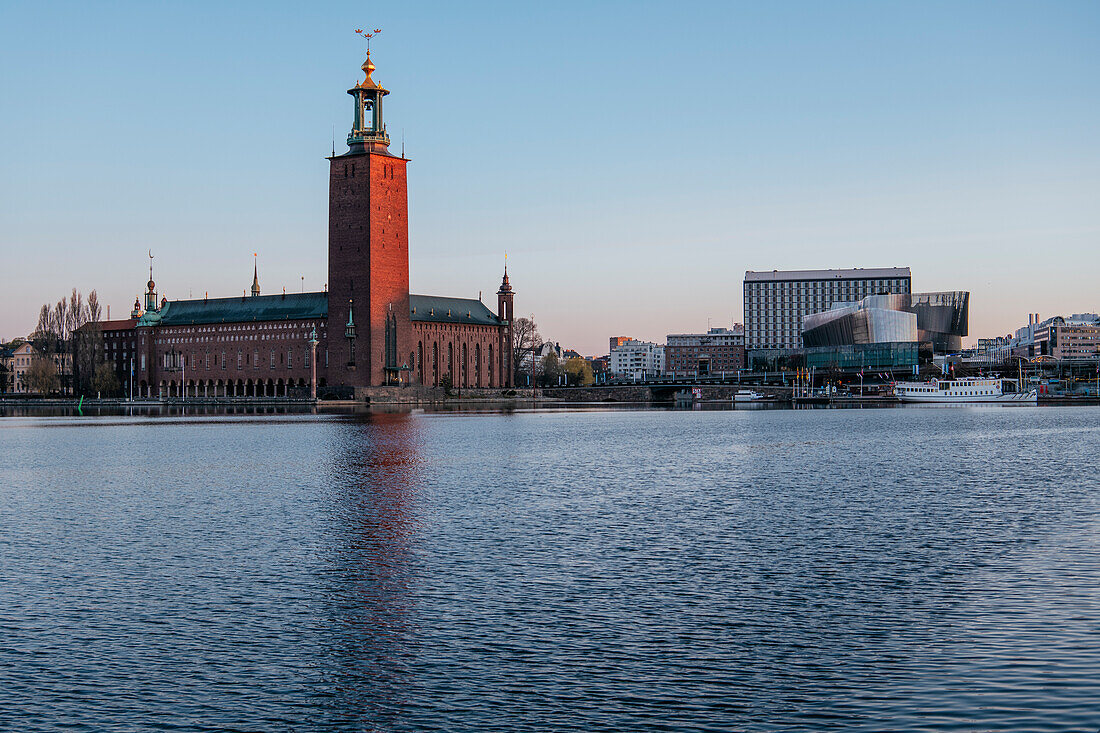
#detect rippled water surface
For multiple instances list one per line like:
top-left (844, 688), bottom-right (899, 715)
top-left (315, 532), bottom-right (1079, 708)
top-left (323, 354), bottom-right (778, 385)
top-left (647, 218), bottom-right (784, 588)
top-left (2, 406), bottom-right (1099, 732)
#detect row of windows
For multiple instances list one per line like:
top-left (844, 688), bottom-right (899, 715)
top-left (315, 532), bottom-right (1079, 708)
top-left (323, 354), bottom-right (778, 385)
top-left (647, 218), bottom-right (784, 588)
top-left (746, 278), bottom-right (908, 291)
top-left (161, 348), bottom-right (323, 371)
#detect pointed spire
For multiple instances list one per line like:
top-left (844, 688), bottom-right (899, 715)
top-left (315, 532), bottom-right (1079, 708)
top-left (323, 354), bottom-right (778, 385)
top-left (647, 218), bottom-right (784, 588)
top-left (251, 254), bottom-right (260, 296)
top-left (498, 253), bottom-right (512, 294)
top-left (357, 52), bottom-right (380, 89)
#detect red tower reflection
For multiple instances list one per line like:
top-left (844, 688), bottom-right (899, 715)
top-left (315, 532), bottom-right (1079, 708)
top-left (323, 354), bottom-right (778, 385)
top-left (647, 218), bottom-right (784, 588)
top-left (325, 411), bottom-right (423, 729)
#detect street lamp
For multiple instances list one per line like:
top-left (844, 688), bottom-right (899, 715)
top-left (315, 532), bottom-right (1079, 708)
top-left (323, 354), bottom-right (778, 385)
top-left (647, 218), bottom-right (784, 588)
top-left (345, 299), bottom-right (357, 368)
top-left (307, 327), bottom-right (318, 401)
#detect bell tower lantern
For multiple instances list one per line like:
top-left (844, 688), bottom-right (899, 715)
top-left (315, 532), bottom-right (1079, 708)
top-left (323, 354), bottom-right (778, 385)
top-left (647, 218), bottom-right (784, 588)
top-left (346, 38), bottom-right (390, 154)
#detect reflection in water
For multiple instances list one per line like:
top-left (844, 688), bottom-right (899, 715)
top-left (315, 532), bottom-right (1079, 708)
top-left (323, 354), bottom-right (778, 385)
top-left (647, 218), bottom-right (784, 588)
top-left (3, 408), bottom-right (1100, 731)
top-left (323, 413), bottom-right (424, 730)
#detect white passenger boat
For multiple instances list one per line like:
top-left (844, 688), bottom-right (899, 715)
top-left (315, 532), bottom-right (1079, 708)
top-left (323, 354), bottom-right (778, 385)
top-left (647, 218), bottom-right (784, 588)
top-left (893, 377), bottom-right (1037, 403)
top-left (733, 389), bottom-right (766, 402)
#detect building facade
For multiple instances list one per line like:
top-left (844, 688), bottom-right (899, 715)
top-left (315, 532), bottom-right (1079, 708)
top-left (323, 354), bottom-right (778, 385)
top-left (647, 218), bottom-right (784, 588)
top-left (609, 340), bottom-right (664, 381)
top-left (801, 291), bottom-right (968, 353)
top-left (744, 268), bottom-right (912, 350)
top-left (801, 294), bottom-right (917, 347)
top-left (665, 326), bottom-right (745, 378)
top-left (1034, 315), bottom-right (1100, 360)
top-left (95, 49), bottom-right (514, 399)
top-left (1, 342), bottom-right (71, 394)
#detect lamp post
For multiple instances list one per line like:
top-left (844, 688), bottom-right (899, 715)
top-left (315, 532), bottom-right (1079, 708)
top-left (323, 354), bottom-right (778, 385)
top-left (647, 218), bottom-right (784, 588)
top-left (345, 299), bottom-right (357, 368)
top-left (307, 327), bottom-right (318, 401)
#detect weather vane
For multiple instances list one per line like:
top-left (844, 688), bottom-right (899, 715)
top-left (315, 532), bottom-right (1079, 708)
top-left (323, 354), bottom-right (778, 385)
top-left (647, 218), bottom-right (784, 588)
top-left (354, 27), bottom-right (382, 53)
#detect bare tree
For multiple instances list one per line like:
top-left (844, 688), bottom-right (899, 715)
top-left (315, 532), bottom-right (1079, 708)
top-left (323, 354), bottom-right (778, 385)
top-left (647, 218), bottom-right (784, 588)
top-left (511, 316), bottom-right (542, 385)
top-left (25, 356), bottom-right (60, 395)
top-left (87, 290), bottom-right (102, 323)
top-left (92, 361), bottom-right (120, 397)
top-left (32, 289), bottom-right (102, 396)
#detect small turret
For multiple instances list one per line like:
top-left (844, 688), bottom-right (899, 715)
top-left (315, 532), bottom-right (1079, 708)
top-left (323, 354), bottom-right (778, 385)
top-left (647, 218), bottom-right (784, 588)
top-left (144, 251), bottom-right (159, 312)
top-left (145, 278), bottom-right (158, 313)
top-left (497, 260), bottom-right (514, 322)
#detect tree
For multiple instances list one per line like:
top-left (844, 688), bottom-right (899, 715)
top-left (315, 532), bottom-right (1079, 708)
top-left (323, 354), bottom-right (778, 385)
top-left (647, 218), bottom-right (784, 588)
top-left (30, 288), bottom-right (101, 396)
top-left (24, 356), bottom-right (61, 395)
top-left (564, 357), bottom-right (595, 386)
top-left (92, 361), bottom-right (120, 398)
top-left (539, 351), bottom-right (562, 387)
top-left (439, 372), bottom-right (453, 395)
top-left (511, 316), bottom-right (541, 385)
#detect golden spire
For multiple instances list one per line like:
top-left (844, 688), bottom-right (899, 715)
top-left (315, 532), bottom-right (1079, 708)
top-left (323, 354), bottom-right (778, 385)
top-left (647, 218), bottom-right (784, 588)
top-left (354, 28), bottom-right (382, 89)
top-left (358, 53), bottom-right (378, 89)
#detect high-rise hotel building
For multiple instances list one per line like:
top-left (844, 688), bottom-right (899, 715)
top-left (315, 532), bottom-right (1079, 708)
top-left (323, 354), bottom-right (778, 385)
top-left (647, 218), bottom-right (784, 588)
top-left (744, 268), bottom-right (912, 350)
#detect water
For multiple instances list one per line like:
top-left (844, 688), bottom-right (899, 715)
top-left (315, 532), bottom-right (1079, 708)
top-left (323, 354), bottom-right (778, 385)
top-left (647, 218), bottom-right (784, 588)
top-left (1, 406), bottom-right (1098, 731)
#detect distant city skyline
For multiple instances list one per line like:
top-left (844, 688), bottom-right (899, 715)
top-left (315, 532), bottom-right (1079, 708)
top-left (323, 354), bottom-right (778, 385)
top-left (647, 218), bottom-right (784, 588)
top-left (2, 1), bottom-right (1098, 354)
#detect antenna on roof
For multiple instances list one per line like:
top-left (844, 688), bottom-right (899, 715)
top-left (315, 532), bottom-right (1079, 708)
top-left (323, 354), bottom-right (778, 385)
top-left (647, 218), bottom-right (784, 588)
top-left (401, 129), bottom-right (405, 158)
top-left (332, 125), bottom-right (335, 157)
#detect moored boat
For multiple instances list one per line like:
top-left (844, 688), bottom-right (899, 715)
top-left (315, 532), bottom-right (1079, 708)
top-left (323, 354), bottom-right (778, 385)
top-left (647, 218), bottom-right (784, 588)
top-left (893, 377), bottom-right (1037, 404)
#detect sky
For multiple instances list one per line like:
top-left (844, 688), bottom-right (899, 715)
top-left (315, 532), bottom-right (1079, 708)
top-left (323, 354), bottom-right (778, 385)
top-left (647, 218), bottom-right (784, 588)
top-left (1, 1), bottom-right (1097, 354)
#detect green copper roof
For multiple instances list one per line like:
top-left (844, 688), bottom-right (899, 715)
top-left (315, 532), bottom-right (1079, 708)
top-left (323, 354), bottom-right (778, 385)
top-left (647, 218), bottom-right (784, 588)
top-left (131, 292), bottom-right (497, 328)
top-left (140, 292), bottom-right (329, 327)
top-left (409, 294), bottom-right (500, 326)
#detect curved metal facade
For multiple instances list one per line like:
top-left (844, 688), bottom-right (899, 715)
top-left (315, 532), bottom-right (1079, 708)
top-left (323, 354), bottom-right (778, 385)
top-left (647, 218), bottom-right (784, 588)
top-left (802, 291), bottom-right (969, 351)
top-left (908, 291), bottom-right (969, 351)
top-left (802, 295), bottom-right (917, 347)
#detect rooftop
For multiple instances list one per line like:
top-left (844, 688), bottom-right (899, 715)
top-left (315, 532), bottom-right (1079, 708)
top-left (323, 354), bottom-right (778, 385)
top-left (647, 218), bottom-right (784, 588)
top-left (409, 294), bottom-right (500, 326)
top-left (744, 267), bottom-right (911, 282)
top-left (141, 292), bottom-right (328, 327)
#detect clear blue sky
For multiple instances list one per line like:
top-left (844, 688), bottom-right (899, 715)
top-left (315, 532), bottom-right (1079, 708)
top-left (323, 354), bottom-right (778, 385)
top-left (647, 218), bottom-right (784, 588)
top-left (2, 1), bottom-right (1097, 354)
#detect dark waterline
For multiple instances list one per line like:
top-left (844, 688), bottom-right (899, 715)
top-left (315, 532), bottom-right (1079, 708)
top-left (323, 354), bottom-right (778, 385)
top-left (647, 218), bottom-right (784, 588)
top-left (2, 407), bottom-right (1098, 731)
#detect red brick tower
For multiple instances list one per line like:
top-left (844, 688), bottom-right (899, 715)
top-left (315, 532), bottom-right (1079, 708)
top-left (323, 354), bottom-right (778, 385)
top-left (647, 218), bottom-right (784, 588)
top-left (328, 50), bottom-right (410, 389)
top-left (497, 265), bottom-right (515, 387)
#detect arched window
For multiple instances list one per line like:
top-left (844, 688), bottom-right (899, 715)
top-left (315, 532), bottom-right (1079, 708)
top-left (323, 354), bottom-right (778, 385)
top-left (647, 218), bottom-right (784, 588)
top-left (432, 342), bottom-right (439, 386)
top-left (417, 341), bottom-right (424, 384)
top-left (474, 343), bottom-right (481, 387)
top-left (461, 343), bottom-right (468, 387)
top-left (488, 343), bottom-right (494, 387)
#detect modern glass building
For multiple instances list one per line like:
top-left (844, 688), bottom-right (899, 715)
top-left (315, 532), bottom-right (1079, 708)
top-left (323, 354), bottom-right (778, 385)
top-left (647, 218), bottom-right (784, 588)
top-left (801, 291), bottom-right (969, 353)
top-left (802, 294), bottom-right (917, 347)
top-left (743, 268), bottom-right (912, 350)
top-left (803, 342), bottom-right (920, 370)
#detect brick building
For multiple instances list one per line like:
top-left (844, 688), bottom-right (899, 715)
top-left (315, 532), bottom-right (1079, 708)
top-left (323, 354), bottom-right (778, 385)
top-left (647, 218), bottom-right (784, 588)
top-left (97, 49), bottom-right (514, 399)
top-left (665, 326), bottom-right (745, 378)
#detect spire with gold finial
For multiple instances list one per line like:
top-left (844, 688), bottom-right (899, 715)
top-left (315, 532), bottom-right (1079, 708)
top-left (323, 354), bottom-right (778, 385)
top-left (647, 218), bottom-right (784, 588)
top-left (498, 253), bottom-right (512, 294)
top-left (251, 253), bottom-right (260, 297)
